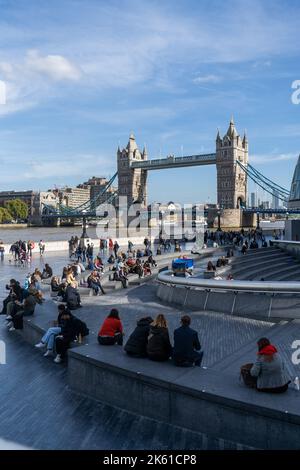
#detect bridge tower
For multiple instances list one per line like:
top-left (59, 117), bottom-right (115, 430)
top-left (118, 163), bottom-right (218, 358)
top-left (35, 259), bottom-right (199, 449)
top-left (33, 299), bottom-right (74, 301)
top-left (117, 134), bottom-right (148, 207)
top-left (216, 118), bottom-right (248, 209)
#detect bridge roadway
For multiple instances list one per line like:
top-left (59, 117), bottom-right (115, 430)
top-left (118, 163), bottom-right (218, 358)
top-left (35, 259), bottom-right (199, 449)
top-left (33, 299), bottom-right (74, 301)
top-left (130, 153), bottom-right (216, 170)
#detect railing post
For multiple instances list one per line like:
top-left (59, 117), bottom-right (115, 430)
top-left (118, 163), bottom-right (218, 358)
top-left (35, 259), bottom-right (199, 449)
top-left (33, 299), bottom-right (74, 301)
top-left (203, 290), bottom-right (210, 311)
top-left (268, 294), bottom-right (274, 318)
top-left (231, 292), bottom-right (237, 315)
top-left (183, 287), bottom-right (190, 307)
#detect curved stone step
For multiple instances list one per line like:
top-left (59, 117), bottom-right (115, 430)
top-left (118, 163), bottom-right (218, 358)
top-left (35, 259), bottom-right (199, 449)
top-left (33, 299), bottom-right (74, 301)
top-left (231, 254), bottom-right (292, 276)
top-left (236, 260), bottom-right (296, 280)
top-left (256, 264), bottom-right (300, 281)
top-left (231, 251), bottom-right (287, 270)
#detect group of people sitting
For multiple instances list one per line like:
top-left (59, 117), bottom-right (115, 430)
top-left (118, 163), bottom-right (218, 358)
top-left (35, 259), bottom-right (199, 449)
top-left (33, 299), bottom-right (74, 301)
top-left (98, 310), bottom-right (203, 367)
top-left (34, 306), bottom-right (203, 367)
top-left (0, 277), bottom-right (44, 331)
top-left (206, 256), bottom-right (229, 272)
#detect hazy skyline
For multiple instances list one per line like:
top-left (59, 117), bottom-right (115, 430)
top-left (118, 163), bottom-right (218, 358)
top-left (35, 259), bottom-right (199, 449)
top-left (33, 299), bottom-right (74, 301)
top-left (0, 0), bottom-right (300, 203)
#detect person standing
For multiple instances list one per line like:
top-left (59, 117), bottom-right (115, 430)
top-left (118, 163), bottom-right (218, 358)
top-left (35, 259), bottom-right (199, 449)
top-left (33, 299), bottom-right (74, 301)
top-left (0, 240), bottom-right (4, 260)
top-left (113, 240), bottom-right (119, 258)
top-left (38, 240), bottom-right (45, 255)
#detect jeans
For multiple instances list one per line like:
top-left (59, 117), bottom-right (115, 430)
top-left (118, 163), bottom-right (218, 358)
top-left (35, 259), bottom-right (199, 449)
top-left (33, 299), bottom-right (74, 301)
top-left (42, 327), bottom-right (61, 350)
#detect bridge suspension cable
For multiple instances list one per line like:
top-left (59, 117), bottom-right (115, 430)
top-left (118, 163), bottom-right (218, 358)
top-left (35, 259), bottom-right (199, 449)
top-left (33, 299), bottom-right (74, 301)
top-left (237, 161), bottom-right (289, 204)
top-left (246, 162), bottom-right (290, 196)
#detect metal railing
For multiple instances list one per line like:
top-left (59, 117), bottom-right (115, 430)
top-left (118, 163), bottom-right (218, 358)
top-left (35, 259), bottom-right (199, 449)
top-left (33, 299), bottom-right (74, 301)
top-left (157, 270), bottom-right (300, 294)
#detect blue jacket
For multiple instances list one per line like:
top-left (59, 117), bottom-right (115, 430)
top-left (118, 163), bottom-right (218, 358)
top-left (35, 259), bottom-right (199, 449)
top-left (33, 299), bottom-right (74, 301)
top-left (173, 325), bottom-right (201, 363)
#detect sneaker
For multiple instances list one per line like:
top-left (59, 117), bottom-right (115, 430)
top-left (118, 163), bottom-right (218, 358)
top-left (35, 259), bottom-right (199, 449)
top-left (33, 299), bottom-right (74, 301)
top-left (6, 315), bottom-right (12, 321)
top-left (7, 321), bottom-right (13, 328)
top-left (35, 342), bottom-right (45, 348)
top-left (43, 350), bottom-right (52, 357)
top-left (9, 326), bottom-right (16, 332)
top-left (54, 354), bottom-right (62, 363)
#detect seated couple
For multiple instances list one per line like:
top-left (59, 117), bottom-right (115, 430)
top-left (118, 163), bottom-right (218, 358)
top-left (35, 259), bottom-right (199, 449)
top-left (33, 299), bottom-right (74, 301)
top-left (35, 304), bottom-right (89, 363)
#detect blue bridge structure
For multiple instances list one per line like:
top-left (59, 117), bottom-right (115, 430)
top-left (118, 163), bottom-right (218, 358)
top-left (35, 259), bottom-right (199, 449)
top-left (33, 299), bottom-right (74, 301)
top-left (42, 119), bottom-right (299, 221)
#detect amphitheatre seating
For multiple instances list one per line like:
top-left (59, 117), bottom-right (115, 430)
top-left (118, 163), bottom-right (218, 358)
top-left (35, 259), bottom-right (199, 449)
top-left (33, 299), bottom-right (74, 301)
top-left (228, 246), bottom-right (300, 281)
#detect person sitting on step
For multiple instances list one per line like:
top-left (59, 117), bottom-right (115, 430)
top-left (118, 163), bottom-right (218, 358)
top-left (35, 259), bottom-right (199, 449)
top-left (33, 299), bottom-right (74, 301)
top-left (35, 304), bottom-right (68, 356)
top-left (98, 309), bottom-right (124, 346)
top-left (250, 338), bottom-right (291, 393)
top-left (147, 314), bottom-right (172, 362)
top-left (173, 315), bottom-right (203, 367)
top-left (124, 316), bottom-right (153, 357)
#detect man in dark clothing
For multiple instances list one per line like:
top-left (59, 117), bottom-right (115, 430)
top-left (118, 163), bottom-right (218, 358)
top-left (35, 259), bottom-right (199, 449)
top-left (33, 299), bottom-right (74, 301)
top-left (54, 311), bottom-right (89, 363)
top-left (1, 279), bottom-right (23, 315)
top-left (64, 285), bottom-right (81, 310)
top-left (124, 317), bottom-right (153, 357)
top-left (173, 315), bottom-right (203, 367)
top-left (41, 264), bottom-right (53, 279)
top-left (7, 292), bottom-right (37, 330)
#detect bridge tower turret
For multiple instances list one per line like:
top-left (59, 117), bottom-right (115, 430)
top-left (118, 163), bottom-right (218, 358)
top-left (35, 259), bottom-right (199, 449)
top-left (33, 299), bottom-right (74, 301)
top-left (117, 134), bottom-right (148, 207)
top-left (216, 118), bottom-right (248, 209)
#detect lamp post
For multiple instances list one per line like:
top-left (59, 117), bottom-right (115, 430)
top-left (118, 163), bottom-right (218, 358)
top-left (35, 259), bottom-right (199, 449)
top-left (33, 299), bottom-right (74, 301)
top-left (80, 210), bottom-right (89, 248)
top-left (256, 211), bottom-right (260, 230)
top-left (217, 209), bottom-right (221, 231)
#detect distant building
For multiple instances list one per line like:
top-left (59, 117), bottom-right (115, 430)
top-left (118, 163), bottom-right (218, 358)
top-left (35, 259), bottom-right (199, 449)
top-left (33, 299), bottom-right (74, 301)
top-left (289, 154), bottom-right (300, 210)
top-left (77, 176), bottom-right (118, 207)
top-left (261, 200), bottom-right (270, 210)
top-left (272, 190), bottom-right (280, 210)
top-left (250, 192), bottom-right (256, 208)
top-left (29, 191), bottom-right (59, 226)
top-left (0, 190), bottom-right (35, 217)
top-left (57, 186), bottom-right (90, 210)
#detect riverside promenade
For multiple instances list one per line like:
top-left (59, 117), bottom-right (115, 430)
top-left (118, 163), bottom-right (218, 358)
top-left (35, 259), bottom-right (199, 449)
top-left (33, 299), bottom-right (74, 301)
top-left (1, 248), bottom-right (300, 449)
top-left (0, 248), bottom-right (254, 450)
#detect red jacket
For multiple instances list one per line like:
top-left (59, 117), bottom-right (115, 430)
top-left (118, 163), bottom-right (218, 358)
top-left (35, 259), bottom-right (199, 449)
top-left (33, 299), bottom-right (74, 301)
top-left (98, 317), bottom-right (123, 337)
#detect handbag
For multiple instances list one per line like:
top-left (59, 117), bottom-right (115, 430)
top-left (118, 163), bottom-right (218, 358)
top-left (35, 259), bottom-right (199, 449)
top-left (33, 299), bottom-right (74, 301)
top-left (240, 363), bottom-right (257, 388)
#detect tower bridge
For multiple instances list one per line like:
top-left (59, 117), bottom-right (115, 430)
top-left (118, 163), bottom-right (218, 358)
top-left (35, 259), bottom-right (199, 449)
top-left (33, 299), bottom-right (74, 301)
top-left (42, 117), bottom-right (297, 229)
top-left (118, 118), bottom-right (248, 212)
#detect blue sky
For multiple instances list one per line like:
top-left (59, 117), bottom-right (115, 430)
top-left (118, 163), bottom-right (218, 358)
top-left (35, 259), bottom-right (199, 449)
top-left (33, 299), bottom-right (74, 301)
top-left (0, 0), bottom-right (300, 204)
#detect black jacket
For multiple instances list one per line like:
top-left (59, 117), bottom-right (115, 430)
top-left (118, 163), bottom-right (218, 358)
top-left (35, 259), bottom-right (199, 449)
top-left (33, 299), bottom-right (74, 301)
top-left (65, 286), bottom-right (81, 309)
top-left (147, 325), bottom-right (172, 359)
top-left (173, 325), bottom-right (201, 363)
top-left (124, 317), bottom-right (153, 357)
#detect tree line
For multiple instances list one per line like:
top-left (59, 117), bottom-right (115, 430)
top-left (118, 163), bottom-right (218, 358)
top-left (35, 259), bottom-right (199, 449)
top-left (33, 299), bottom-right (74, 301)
top-left (0, 199), bottom-right (29, 223)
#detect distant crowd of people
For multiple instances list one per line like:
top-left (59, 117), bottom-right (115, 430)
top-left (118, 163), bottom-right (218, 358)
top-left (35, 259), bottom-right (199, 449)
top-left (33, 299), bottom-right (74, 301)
top-left (5, 239), bottom-right (46, 265)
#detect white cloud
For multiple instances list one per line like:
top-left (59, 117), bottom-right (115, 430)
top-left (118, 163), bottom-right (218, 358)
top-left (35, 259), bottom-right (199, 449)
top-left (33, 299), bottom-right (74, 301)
top-left (193, 75), bottom-right (222, 84)
top-left (25, 50), bottom-right (81, 81)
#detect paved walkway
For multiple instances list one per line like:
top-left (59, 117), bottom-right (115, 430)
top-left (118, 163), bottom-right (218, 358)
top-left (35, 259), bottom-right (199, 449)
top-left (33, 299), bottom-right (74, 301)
top-left (0, 315), bottom-right (255, 450)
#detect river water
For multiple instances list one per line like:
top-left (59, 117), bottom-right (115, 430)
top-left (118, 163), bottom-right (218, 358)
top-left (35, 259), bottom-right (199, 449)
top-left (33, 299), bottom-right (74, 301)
top-left (0, 220), bottom-right (285, 244)
top-left (0, 226), bottom-right (88, 244)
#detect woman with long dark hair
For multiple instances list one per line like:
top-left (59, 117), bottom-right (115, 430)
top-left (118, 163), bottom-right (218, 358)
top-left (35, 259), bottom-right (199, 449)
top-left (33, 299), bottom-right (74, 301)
top-left (98, 309), bottom-right (124, 345)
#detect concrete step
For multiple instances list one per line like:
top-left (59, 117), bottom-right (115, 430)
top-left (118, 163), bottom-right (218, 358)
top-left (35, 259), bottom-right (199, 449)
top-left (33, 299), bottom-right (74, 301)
top-left (231, 256), bottom-right (293, 277)
top-left (255, 264), bottom-right (300, 281)
top-left (244, 261), bottom-right (297, 281)
top-left (231, 251), bottom-right (287, 270)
